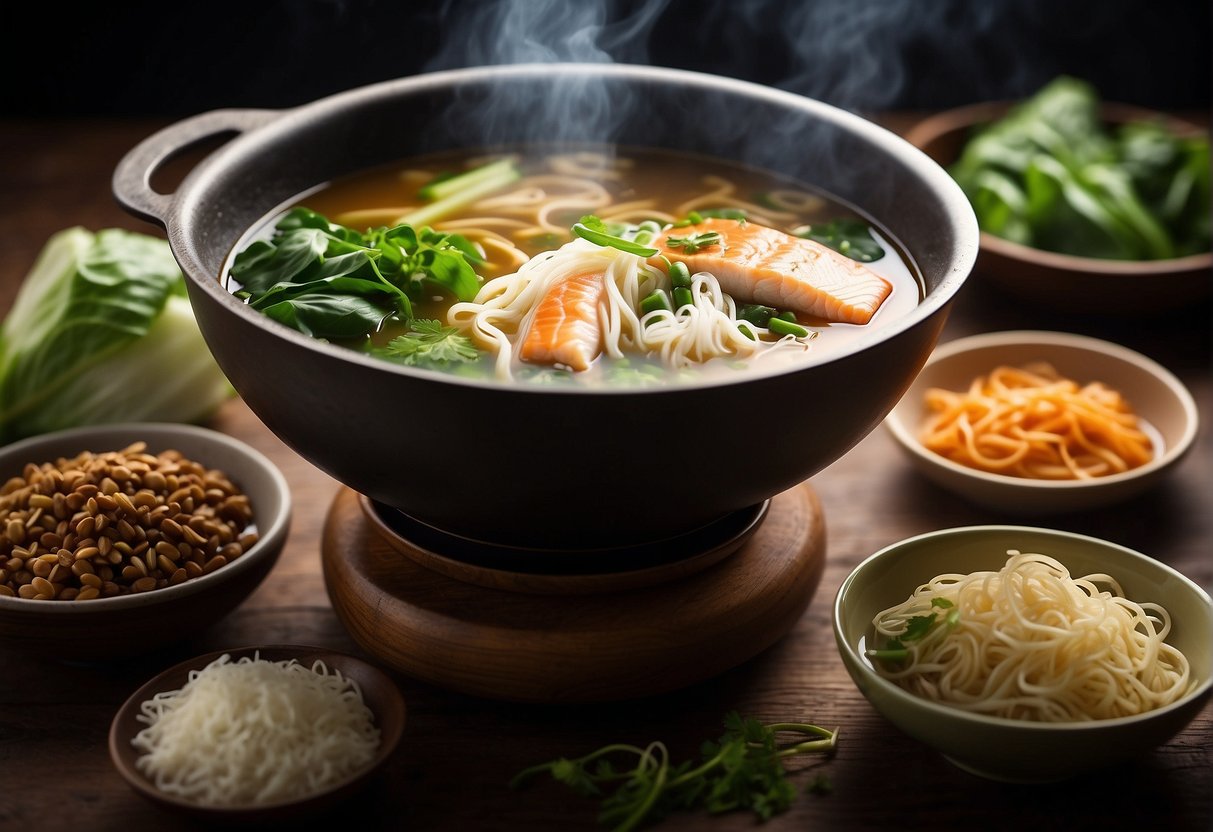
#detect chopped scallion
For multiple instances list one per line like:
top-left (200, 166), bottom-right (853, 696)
top-left (572, 216), bottom-right (659, 257)
top-left (738, 304), bottom-right (776, 327)
top-left (768, 317), bottom-right (809, 338)
top-left (640, 289), bottom-right (673, 315)
top-left (669, 261), bottom-right (691, 288)
top-left (398, 160), bottom-right (521, 228)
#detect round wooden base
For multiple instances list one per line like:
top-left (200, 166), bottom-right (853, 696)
top-left (321, 482), bottom-right (826, 703)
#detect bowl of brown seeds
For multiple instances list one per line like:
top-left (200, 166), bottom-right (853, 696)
top-left (0, 423), bottom-right (290, 659)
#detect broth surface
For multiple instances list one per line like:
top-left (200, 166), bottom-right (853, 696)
top-left (227, 145), bottom-right (923, 387)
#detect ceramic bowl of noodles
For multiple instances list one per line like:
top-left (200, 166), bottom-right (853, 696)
top-left (113, 63), bottom-right (976, 550)
top-left (883, 330), bottom-right (1198, 516)
top-left (833, 525), bottom-right (1213, 783)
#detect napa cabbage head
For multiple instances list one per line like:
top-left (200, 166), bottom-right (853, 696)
top-left (0, 227), bottom-right (232, 442)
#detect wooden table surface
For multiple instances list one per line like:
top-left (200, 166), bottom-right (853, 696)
top-left (1, 116), bottom-right (1209, 832)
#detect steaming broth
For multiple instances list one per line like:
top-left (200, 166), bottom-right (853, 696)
top-left (227, 145), bottom-right (922, 386)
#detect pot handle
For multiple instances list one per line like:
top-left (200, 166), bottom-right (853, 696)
top-left (112, 108), bottom-right (280, 226)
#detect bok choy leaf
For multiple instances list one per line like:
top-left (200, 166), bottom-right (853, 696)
top-left (0, 228), bottom-right (232, 442)
top-left (230, 207), bottom-right (485, 341)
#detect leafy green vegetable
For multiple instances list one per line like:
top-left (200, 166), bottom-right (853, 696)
top-left (0, 228), bottom-right (232, 442)
top-left (374, 319), bottom-right (480, 367)
top-left (796, 219), bottom-right (886, 262)
top-left (573, 215), bottom-right (660, 257)
top-left (950, 76), bottom-right (1211, 259)
top-left (512, 712), bottom-right (838, 831)
top-left (230, 207), bottom-right (484, 340)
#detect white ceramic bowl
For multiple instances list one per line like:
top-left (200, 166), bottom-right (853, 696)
top-left (0, 423), bottom-right (291, 658)
top-left (833, 525), bottom-right (1213, 782)
top-left (884, 330), bottom-right (1198, 514)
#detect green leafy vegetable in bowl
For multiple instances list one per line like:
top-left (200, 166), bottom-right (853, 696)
top-left (230, 207), bottom-right (485, 340)
top-left (950, 76), bottom-right (1210, 260)
top-left (0, 228), bottom-right (232, 443)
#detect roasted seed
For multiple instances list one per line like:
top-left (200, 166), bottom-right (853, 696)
top-left (74, 516), bottom-right (96, 538)
top-left (5, 519), bottom-right (25, 544)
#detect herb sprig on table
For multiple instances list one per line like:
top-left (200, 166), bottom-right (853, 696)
top-left (511, 712), bottom-right (838, 831)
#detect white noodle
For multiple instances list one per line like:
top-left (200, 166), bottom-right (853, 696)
top-left (448, 239), bottom-right (810, 381)
top-left (870, 551), bottom-right (1193, 721)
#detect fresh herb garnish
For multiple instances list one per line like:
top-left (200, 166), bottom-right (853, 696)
top-left (230, 207), bottom-right (483, 340)
top-left (866, 597), bottom-right (960, 663)
top-left (511, 712), bottom-right (838, 831)
top-left (375, 319), bottom-right (480, 366)
top-left (797, 219), bottom-right (885, 262)
top-left (572, 215), bottom-right (660, 257)
top-left (664, 230), bottom-right (723, 254)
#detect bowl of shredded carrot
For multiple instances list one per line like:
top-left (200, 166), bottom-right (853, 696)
top-left (884, 330), bottom-right (1198, 514)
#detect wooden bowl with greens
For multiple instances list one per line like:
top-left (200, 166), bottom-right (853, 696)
top-left (906, 77), bottom-right (1211, 313)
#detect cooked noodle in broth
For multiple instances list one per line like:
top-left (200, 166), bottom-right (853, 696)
top-left (229, 146), bottom-right (922, 386)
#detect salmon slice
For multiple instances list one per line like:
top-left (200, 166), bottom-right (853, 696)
top-left (650, 218), bottom-right (892, 324)
top-left (519, 270), bottom-right (605, 371)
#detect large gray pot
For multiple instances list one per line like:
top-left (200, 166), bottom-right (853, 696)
top-left (114, 64), bottom-right (977, 549)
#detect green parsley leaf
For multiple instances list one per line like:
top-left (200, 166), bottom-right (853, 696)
top-left (376, 319), bottom-right (480, 366)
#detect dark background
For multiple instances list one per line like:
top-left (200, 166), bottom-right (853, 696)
top-left (5, 0), bottom-right (1210, 117)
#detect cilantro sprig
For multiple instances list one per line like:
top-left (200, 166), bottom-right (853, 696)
top-left (375, 319), bottom-right (480, 367)
top-left (867, 597), bottom-right (960, 663)
top-left (511, 712), bottom-right (838, 831)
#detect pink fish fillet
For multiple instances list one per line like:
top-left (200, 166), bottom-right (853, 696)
top-left (518, 270), bottom-right (605, 371)
top-left (651, 218), bottom-right (892, 324)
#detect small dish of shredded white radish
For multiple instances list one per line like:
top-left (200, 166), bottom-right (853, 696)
top-left (110, 646), bottom-right (405, 817)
